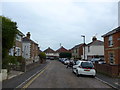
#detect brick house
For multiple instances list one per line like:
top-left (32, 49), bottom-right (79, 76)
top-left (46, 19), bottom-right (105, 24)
top-left (44, 47), bottom-right (59, 59)
top-left (83, 36), bottom-right (104, 60)
top-left (70, 44), bottom-right (84, 59)
top-left (102, 26), bottom-right (120, 65)
top-left (9, 30), bottom-right (25, 56)
top-left (22, 32), bottom-right (39, 64)
top-left (101, 26), bottom-right (120, 77)
top-left (56, 46), bottom-right (70, 53)
top-left (56, 46), bottom-right (70, 57)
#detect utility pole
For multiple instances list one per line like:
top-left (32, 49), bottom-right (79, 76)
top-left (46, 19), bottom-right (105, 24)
top-left (81, 35), bottom-right (85, 60)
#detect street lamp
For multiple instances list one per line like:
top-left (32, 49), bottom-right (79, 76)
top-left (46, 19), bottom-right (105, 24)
top-left (81, 35), bottom-right (85, 60)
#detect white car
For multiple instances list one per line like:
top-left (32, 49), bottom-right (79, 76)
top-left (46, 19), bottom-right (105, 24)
top-left (64, 60), bottom-right (70, 65)
top-left (90, 58), bottom-right (101, 63)
top-left (72, 60), bottom-right (96, 77)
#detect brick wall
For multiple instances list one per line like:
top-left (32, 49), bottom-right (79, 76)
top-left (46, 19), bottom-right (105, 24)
top-left (94, 63), bottom-right (120, 77)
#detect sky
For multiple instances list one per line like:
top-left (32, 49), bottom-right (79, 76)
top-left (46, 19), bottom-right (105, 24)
top-left (1, 0), bottom-right (119, 51)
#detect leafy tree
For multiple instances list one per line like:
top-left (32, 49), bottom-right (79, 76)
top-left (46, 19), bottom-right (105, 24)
top-left (1, 16), bottom-right (18, 69)
top-left (38, 52), bottom-right (46, 63)
top-left (59, 52), bottom-right (72, 59)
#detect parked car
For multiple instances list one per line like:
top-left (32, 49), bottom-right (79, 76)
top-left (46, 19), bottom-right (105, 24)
top-left (64, 59), bottom-right (70, 65)
top-left (90, 58), bottom-right (102, 63)
top-left (61, 58), bottom-right (67, 63)
top-left (72, 60), bottom-right (96, 77)
top-left (98, 61), bottom-right (106, 64)
top-left (66, 60), bottom-right (74, 68)
top-left (50, 57), bottom-right (54, 60)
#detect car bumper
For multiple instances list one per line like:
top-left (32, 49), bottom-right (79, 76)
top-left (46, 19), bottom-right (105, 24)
top-left (78, 68), bottom-right (96, 76)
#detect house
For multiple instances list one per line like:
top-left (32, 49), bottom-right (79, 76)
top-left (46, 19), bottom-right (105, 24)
top-left (22, 32), bottom-right (39, 64)
top-left (44, 47), bottom-right (59, 59)
top-left (102, 26), bottom-right (120, 65)
top-left (9, 30), bottom-right (25, 56)
top-left (70, 44), bottom-right (84, 59)
top-left (56, 46), bottom-right (70, 53)
top-left (56, 46), bottom-right (70, 58)
top-left (94, 26), bottom-right (120, 77)
top-left (83, 36), bottom-right (104, 60)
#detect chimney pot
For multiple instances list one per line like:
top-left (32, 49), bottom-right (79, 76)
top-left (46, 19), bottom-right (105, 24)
top-left (92, 36), bottom-right (97, 42)
top-left (26, 32), bottom-right (30, 39)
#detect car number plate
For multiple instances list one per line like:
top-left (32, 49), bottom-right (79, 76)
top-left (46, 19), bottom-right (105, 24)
top-left (84, 69), bottom-right (90, 71)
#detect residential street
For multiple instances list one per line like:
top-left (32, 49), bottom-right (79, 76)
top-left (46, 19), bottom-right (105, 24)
top-left (25, 60), bottom-right (112, 88)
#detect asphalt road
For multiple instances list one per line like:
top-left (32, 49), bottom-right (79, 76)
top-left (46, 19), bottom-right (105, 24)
top-left (26, 60), bottom-right (112, 88)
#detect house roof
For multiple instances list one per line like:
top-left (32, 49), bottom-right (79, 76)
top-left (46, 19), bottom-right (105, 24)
top-left (44, 47), bottom-right (55, 53)
top-left (102, 26), bottom-right (120, 37)
top-left (17, 29), bottom-right (25, 36)
top-left (39, 49), bottom-right (42, 52)
top-left (22, 37), bottom-right (38, 45)
top-left (71, 43), bottom-right (85, 50)
top-left (87, 40), bottom-right (104, 46)
top-left (56, 46), bottom-right (70, 53)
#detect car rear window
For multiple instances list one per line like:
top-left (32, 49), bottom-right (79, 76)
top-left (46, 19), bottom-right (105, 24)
top-left (81, 62), bottom-right (94, 68)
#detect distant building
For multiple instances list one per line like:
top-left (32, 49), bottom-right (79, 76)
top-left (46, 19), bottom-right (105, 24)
top-left (44, 47), bottom-right (59, 59)
top-left (83, 36), bottom-right (104, 60)
top-left (70, 44), bottom-right (84, 59)
top-left (56, 46), bottom-right (70, 53)
top-left (55, 46), bottom-right (70, 58)
top-left (102, 26), bottom-right (120, 65)
top-left (9, 30), bottom-right (25, 56)
top-left (22, 32), bottom-right (39, 64)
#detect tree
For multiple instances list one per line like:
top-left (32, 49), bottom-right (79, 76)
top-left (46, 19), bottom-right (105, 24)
top-left (38, 52), bottom-right (46, 63)
top-left (59, 52), bottom-right (72, 59)
top-left (1, 16), bottom-right (18, 69)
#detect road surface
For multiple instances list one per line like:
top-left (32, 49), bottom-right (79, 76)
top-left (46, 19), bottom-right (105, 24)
top-left (24, 60), bottom-right (112, 88)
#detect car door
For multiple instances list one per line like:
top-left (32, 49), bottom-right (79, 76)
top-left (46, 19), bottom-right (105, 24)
top-left (73, 61), bottom-right (80, 73)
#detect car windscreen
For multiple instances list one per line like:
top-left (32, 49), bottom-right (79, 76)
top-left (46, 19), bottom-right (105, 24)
top-left (81, 62), bottom-right (94, 69)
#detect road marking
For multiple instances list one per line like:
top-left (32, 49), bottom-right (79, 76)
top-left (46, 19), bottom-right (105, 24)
top-left (22, 63), bottom-right (50, 88)
top-left (15, 62), bottom-right (50, 89)
top-left (95, 77), bottom-right (118, 89)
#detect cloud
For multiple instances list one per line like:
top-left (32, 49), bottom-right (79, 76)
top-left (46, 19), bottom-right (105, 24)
top-left (2, 1), bottom-right (118, 50)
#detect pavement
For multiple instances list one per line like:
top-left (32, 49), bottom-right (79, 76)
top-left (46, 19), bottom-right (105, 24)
top-left (96, 73), bottom-right (120, 90)
top-left (2, 61), bottom-right (49, 89)
top-left (7, 70), bottom-right (24, 80)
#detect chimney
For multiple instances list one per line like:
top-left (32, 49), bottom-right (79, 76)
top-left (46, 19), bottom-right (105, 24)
top-left (26, 32), bottom-right (30, 39)
top-left (92, 36), bottom-right (97, 42)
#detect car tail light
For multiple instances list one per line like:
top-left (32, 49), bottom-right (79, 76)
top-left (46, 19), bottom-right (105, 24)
top-left (92, 67), bottom-right (95, 69)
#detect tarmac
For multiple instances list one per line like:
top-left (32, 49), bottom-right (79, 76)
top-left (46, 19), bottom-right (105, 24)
top-left (2, 60), bottom-right (120, 89)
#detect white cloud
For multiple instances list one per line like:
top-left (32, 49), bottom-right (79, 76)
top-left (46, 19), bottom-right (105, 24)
top-left (2, 1), bottom-right (118, 50)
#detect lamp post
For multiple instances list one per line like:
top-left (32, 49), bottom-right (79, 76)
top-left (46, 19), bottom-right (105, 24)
top-left (81, 35), bottom-right (85, 60)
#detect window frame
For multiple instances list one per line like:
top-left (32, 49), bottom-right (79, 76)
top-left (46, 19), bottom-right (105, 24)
top-left (108, 35), bottom-right (113, 47)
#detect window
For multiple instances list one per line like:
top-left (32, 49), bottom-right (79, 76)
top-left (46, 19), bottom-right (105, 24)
top-left (109, 52), bottom-right (115, 64)
top-left (108, 36), bottom-right (113, 47)
top-left (15, 47), bottom-right (21, 56)
top-left (16, 34), bottom-right (22, 41)
top-left (81, 62), bottom-right (93, 69)
top-left (76, 48), bottom-right (77, 53)
top-left (76, 61), bottom-right (80, 65)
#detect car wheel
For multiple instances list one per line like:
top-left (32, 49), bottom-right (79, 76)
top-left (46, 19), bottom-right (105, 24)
top-left (72, 68), bottom-right (75, 73)
top-left (92, 75), bottom-right (95, 78)
top-left (76, 70), bottom-right (79, 77)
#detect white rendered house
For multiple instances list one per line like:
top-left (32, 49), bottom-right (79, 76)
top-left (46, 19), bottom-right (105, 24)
top-left (82, 36), bottom-right (104, 60)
